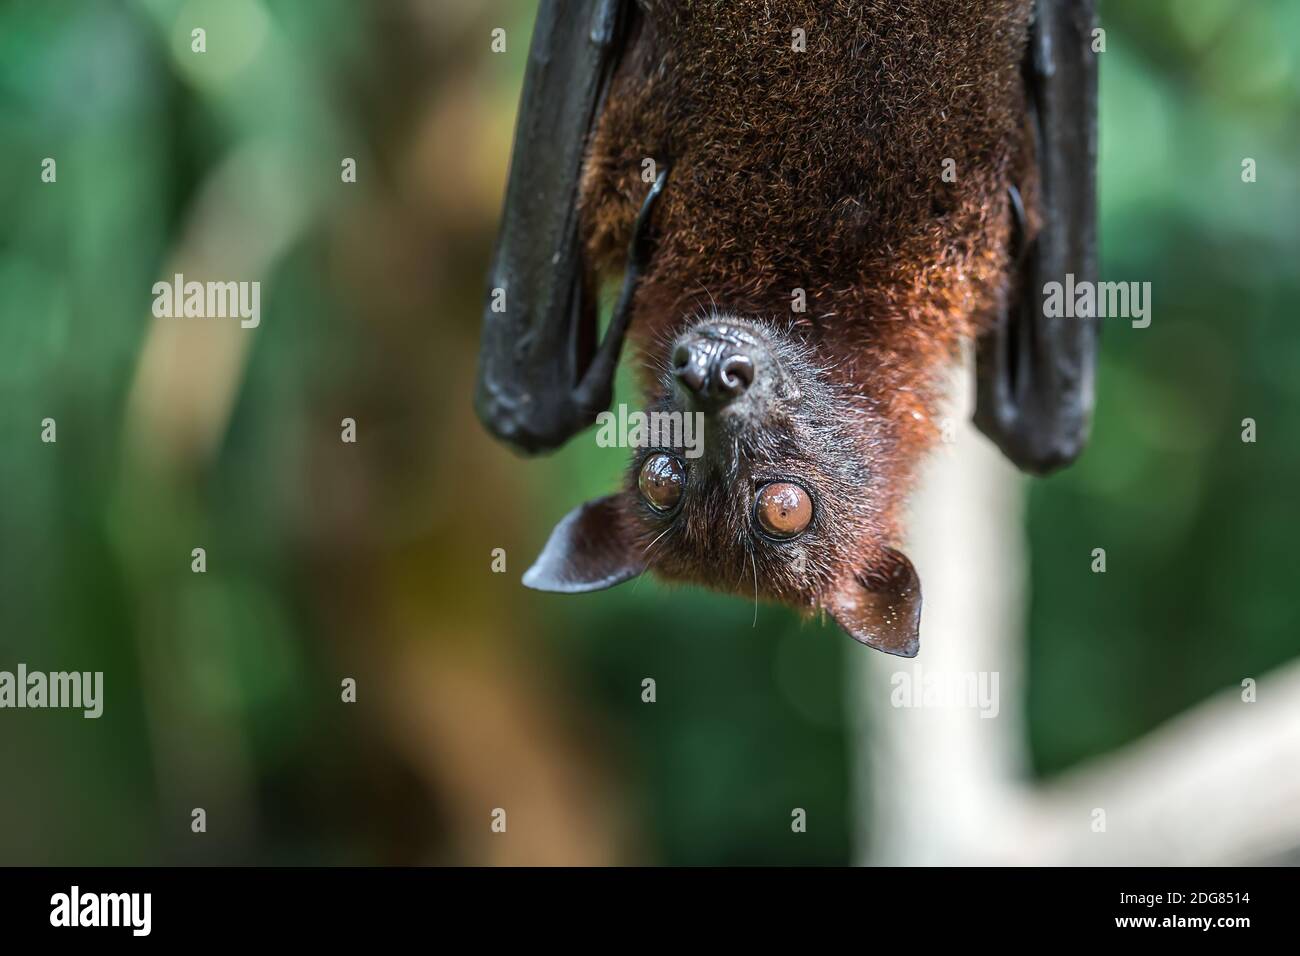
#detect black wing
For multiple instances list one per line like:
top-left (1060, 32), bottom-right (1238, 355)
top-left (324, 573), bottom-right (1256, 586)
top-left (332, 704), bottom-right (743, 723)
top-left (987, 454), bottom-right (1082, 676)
top-left (476, 0), bottom-right (655, 455)
top-left (974, 0), bottom-right (1099, 475)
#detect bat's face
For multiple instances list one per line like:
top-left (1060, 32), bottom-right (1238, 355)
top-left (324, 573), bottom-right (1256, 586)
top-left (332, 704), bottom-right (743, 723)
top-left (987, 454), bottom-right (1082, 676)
top-left (523, 315), bottom-right (923, 656)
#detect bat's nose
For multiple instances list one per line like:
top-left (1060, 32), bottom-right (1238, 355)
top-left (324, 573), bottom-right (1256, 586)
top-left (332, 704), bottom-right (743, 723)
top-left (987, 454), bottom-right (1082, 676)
top-left (672, 341), bottom-right (754, 408)
top-left (672, 344), bottom-right (708, 394)
top-left (717, 353), bottom-right (755, 396)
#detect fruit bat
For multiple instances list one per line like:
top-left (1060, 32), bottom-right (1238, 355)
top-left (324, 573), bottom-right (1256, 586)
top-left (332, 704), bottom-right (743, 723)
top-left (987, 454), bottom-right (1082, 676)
top-left (476, 0), bottom-right (1098, 657)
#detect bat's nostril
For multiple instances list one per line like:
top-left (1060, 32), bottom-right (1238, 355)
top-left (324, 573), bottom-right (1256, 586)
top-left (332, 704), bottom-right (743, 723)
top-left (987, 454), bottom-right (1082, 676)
top-left (717, 354), bottom-right (754, 395)
top-left (673, 344), bottom-right (708, 394)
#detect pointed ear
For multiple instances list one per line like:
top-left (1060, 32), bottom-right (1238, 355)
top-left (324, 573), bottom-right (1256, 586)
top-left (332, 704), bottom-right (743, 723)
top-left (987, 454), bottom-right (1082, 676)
top-left (828, 548), bottom-right (922, 657)
top-left (522, 495), bottom-right (645, 593)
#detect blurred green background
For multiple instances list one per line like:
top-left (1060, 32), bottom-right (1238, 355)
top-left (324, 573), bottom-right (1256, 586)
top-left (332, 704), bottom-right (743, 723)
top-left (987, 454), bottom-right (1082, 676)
top-left (0, 0), bottom-right (1296, 865)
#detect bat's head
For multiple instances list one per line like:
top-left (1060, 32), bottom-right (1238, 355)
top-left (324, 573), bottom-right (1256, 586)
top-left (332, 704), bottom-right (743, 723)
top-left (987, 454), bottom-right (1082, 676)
top-left (523, 314), bottom-right (921, 657)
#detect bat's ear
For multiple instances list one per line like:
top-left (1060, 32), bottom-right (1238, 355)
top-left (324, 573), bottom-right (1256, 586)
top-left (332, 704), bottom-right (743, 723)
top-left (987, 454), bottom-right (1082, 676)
top-left (827, 548), bottom-right (922, 658)
top-left (522, 495), bottom-right (644, 593)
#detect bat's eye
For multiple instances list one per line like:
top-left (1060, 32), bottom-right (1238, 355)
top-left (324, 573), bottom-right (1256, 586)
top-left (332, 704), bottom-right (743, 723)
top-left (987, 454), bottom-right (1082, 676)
top-left (638, 453), bottom-right (686, 513)
top-left (754, 481), bottom-right (812, 539)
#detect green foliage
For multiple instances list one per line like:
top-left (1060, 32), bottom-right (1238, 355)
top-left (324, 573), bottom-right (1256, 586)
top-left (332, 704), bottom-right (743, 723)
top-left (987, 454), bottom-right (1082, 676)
top-left (1027, 0), bottom-right (1300, 773)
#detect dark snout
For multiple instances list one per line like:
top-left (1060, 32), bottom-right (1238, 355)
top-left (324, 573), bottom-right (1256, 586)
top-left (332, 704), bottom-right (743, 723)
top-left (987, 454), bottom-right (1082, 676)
top-left (672, 335), bottom-right (756, 410)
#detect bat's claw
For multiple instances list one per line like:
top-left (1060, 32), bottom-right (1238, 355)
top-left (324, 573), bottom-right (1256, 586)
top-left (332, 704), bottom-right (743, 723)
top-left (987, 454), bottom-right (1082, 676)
top-left (574, 165), bottom-right (670, 409)
top-left (628, 167), bottom-right (668, 274)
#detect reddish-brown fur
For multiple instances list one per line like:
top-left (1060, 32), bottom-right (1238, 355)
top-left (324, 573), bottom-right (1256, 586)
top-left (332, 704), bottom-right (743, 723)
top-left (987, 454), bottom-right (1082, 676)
top-left (573, 0), bottom-right (1034, 614)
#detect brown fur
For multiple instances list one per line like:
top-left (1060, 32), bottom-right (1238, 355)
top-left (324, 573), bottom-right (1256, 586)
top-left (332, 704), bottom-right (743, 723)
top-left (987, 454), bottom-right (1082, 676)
top-left (573, 0), bottom-right (1033, 616)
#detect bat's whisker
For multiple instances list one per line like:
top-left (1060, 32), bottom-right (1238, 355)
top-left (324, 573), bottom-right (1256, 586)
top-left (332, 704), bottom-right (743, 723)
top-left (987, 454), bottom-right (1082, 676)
top-left (642, 525), bottom-right (673, 555)
top-left (749, 547), bottom-right (759, 628)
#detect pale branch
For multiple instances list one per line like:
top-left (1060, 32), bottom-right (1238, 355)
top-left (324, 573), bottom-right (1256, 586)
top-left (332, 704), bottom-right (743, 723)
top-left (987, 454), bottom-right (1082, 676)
top-left (853, 362), bottom-right (1300, 866)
